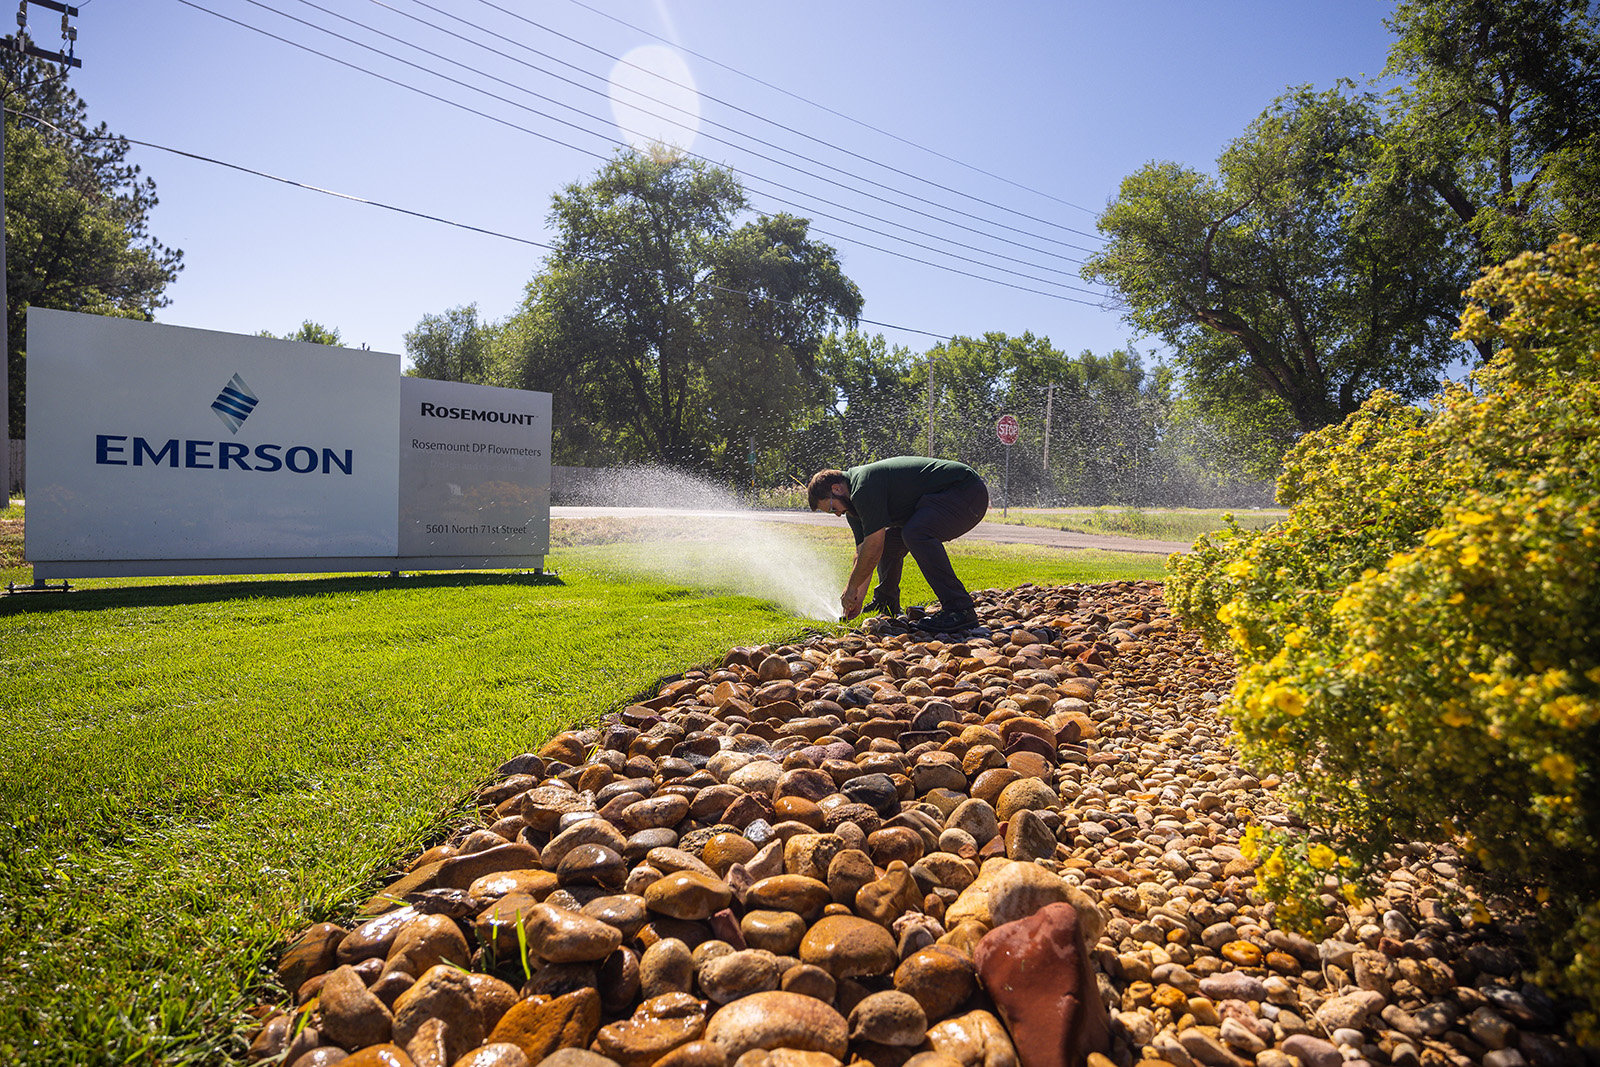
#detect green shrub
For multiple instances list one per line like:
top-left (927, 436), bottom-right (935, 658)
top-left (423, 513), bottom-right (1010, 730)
top-left (1168, 236), bottom-right (1600, 1030)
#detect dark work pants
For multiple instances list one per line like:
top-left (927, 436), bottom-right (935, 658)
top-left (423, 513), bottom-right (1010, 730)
top-left (873, 476), bottom-right (990, 613)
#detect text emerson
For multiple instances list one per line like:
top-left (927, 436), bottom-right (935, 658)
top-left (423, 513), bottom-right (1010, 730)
top-left (419, 401), bottom-right (538, 426)
top-left (95, 435), bottom-right (354, 475)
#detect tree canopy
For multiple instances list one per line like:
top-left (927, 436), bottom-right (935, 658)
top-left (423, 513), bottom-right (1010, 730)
top-left (498, 151), bottom-right (862, 475)
top-left (1085, 0), bottom-right (1600, 455)
top-left (257, 321), bottom-right (343, 346)
top-left (404, 304), bottom-right (485, 381)
top-left (4, 48), bottom-right (183, 438)
top-left (1084, 87), bottom-right (1470, 440)
top-left (1383, 0), bottom-right (1600, 262)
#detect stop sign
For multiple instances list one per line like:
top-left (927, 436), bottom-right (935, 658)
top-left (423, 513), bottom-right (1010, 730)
top-left (996, 414), bottom-right (1019, 445)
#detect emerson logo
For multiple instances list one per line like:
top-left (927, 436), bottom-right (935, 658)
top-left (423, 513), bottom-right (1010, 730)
top-left (211, 372), bottom-right (259, 433)
top-left (94, 375), bottom-right (356, 476)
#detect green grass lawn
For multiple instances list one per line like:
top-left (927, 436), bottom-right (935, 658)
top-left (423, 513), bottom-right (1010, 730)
top-left (988, 504), bottom-right (1287, 543)
top-left (0, 501), bottom-right (1163, 1065)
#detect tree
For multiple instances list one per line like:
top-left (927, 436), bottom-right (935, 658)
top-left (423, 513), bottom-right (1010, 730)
top-left (257, 321), bottom-right (342, 346)
top-left (500, 150), bottom-right (862, 471)
top-left (405, 304), bottom-right (486, 382)
top-left (805, 330), bottom-right (922, 469)
top-left (4, 48), bottom-right (183, 439)
top-left (1084, 87), bottom-right (1470, 439)
top-left (1382, 0), bottom-right (1600, 264)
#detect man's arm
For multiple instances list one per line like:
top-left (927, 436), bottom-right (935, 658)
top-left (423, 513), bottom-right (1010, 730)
top-left (841, 527), bottom-right (887, 617)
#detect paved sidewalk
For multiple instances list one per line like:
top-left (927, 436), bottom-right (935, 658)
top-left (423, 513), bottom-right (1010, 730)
top-left (551, 506), bottom-right (1191, 556)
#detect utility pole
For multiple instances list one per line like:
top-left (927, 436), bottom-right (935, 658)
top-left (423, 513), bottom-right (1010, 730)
top-left (2, 1), bottom-right (81, 509)
top-left (1042, 381), bottom-right (1055, 475)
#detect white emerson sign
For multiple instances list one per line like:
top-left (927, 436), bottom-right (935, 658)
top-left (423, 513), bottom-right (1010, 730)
top-left (25, 309), bottom-right (550, 579)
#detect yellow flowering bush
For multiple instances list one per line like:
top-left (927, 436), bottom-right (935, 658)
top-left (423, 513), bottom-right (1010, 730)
top-left (1169, 237), bottom-right (1600, 1020)
top-left (1240, 824), bottom-right (1360, 937)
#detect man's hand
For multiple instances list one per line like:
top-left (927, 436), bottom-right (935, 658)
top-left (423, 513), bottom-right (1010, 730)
top-left (840, 584), bottom-right (867, 618)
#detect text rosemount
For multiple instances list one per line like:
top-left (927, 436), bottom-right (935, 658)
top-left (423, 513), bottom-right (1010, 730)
top-left (418, 401), bottom-right (539, 426)
top-left (95, 435), bottom-right (355, 475)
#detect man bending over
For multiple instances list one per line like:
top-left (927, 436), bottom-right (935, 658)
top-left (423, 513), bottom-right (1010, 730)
top-left (807, 456), bottom-right (990, 633)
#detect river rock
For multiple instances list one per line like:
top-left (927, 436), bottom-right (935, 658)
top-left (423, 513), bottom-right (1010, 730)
top-left (847, 990), bottom-right (929, 1046)
top-left (320, 964), bottom-right (395, 1051)
top-left (926, 1010), bottom-right (1018, 1067)
top-left (702, 991), bottom-right (849, 1061)
top-left (391, 964), bottom-right (483, 1067)
top-left (592, 992), bottom-right (708, 1067)
top-left (485, 989), bottom-right (602, 1064)
top-left (973, 902), bottom-right (1110, 1067)
top-left (798, 914), bottom-right (898, 979)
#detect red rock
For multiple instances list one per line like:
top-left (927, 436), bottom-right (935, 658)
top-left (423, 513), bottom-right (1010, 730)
top-left (973, 902), bottom-right (1110, 1067)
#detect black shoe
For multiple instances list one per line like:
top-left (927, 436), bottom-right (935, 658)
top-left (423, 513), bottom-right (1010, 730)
top-left (919, 607), bottom-right (979, 633)
top-left (863, 590), bottom-right (901, 617)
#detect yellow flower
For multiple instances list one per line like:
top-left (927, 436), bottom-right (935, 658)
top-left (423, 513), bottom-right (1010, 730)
top-left (1264, 685), bottom-right (1307, 717)
top-left (1447, 591), bottom-right (1465, 605)
top-left (1540, 753), bottom-right (1577, 784)
top-left (1259, 846), bottom-right (1287, 880)
top-left (1308, 844), bottom-right (1338, 870)
top-left (1240, 825), bottom-right (1263, 861)
top-left (1217, 602), bottom-right (1239, 625)
top-left (1458, 510), bottom-right (1493, 525)
top-left (1341, 883), bottom-right (1363, 905)
top-left (1460, 545), bottom-right (1481, 566)
top-left (1425, 527), bottom-right (1456, 547)
top-left (1224, 559), bottom-right (1252, 578)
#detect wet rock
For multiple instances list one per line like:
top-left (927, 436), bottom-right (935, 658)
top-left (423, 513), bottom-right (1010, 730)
top-left (702, 991), bottom-right (849, 1061)
top-left (320, 964), bottom-right (396, 1051)
top-left (391, 964), bottom-right (483, 1067)
top-left (798, 914), bottom-right (898, 979)
top-left (486, 988), bottom-right (602, 1063)
top-left (592, 992), bottom-right (707, 1067)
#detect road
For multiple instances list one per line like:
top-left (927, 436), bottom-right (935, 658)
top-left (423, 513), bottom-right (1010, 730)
top-left (551, 506), bottom-right (1191, 556)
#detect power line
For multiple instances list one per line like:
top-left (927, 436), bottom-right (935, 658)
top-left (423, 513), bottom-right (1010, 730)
top-left (432, 0), bottom-right (1107, 251)
top-left (371, 0), bottom-right (1104, 263)
top-left (554, 0), bottom-right (1107, 230)
top-left (289, 0), bottom-right (1098, 282)
top-left (8, 108), bottom-right (1114, 348)
top-left (180, 0), bottom-right (1109, 298)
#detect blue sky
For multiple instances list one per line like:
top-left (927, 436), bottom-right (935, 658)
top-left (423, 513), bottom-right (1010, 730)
top-left (56, 1), bottom-right (1400, 367)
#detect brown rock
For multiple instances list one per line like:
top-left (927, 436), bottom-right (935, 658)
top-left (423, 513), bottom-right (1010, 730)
top-left (925, 1010), bottom-right (1018, 1067)
top-left (453, 1045), bottom-right (532, 1067)
top-left (745, 875), bottom-right (832, 917)
top-left (702, 991), bottom-right (849, 1061)
top-left (281, 923), bottom-right (345, 994)
top-left (592, 992), bottom-right (707, 1067)
top-left (392, 964), bottom-right (484, 1067)
top-left (320, 964), bottom-right (396, 1051)
top-left (339, 1045), bottom-right (418, 1067)
top-left (847, 990), bottom-right (929, 1046)
top-left (487, 988), bottom-right (602, 1063)
top-left (438, 844), bottom-right (544, 892)
top-left (524, 904), bottom-right (624, 964)
top-left (645, 872), bottom-right (734, 921)
top-left (384, 915), bottom-right (470, 979)
top-left (894, 947), bottom-right (978, 1019)
top-left (798, 914), bottom-right (898, 979)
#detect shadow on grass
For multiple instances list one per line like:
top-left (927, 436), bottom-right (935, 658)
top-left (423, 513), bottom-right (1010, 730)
top-left (0, 569), bottom-right (567, 614)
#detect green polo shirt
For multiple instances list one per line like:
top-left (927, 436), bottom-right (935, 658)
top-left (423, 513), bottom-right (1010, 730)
top-left (843, 456), bottom-right (980, 545)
